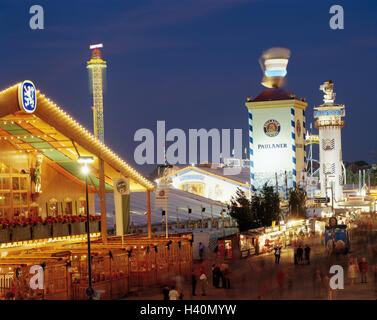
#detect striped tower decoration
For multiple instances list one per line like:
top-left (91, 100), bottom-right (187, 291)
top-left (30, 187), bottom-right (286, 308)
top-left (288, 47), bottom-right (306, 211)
top-left (290, 107), bottom-right (296, 188)
top-left (303, 110), bottom-right (306, 169)
top-left (248, 110), bottom-right (255, 191)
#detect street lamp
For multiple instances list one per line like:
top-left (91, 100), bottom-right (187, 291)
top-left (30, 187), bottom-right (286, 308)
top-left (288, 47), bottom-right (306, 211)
top-left (78, 155), bottom-right (94, 299)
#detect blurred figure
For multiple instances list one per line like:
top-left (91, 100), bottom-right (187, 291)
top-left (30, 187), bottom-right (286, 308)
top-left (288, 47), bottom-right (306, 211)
top-left (359, 258), bottom-right (369, 283)
top-left (285, 266), bottom-right (293, 293)
top-left (347, 258), bottom-right (358, 286)
top-left (274, 245), bottom-right (282, 264)
top-left (293, 245), bottom-right (298, 265)
top-left (296, 245), bottom-right (304, 264)
top-left (199, 242), bottom-right (204, 261)
top-left (258, 281), bottom-right (268, 300)
top-left (172, 274), bottom-right (184, 299)
top-left (312, 269), bottom-right (322, 298)
top-left (223, 265), bottom-right (232, 289)
top-left (211, 264), bottom-right (220, 288)
top-left (276, 268), bottom-right (284, 298)
top-left (169, 286), bottom-right (179, 300)
top-left (199, 267), bottom-right (208, 296)
top-left (191, 271), bottom-right (197, 296)
top-left (322, 275), bottom-right (334, 300)
top-left (162, 284), bottom-right (170, 300)
top-left (220, 263), bottom-right (227, 288)
top-left (304, 244), bottom-right (311, 265)
top-left (372, 247), bottom-right (377, 264)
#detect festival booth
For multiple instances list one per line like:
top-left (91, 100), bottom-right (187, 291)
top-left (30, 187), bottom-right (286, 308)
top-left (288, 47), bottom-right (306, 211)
top-left (239, 233), bottom-right (255, 258)
top-left (0, 81), bottom-right (154, 243)
top-left (0, 233), bottom-right (192, 300)
top-left (191, 228), bottom-right (238, 260)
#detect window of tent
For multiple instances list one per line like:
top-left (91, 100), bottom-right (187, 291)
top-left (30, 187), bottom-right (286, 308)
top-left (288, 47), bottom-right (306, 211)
top-left (0, 162), bottom-right (29, 220)
top-left (78, 197), bottom-right (86, 215)
top-left (48, 199), bottom-right (58, 217)
top-left (64, 198), bottom-right (73, 215)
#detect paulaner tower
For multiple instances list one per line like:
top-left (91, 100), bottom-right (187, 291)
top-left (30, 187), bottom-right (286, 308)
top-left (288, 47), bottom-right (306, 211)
top-left (314, 80), bottom-right (345, 202)
top-left (245, 48), bottom-right (307, 195)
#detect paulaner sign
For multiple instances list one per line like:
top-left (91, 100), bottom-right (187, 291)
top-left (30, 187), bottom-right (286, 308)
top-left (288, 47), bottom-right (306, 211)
top-left (257, 143), bottom-right (287, 149)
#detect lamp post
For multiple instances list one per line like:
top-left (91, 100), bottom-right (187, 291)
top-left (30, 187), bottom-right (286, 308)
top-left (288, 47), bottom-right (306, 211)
top-left (78, 156), bottom-right (94, 300)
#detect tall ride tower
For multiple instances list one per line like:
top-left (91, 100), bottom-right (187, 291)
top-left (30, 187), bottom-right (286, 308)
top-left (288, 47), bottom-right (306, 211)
top-left (245, 48), bottom-right (307, 196)
top-left (87, 43), bottom-right (108, 243)
top-left (87, 43), bottom-right (107, 142)
top-left (314, 80), bottom-right (345, 202)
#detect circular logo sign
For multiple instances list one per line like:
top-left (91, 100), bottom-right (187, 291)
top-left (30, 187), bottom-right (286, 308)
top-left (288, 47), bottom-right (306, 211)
top-left (296, 120), bottom-right (301, 137)
top-left (263, 119), bottom-right (281, 137)
top-left (18, 80), bottom-right (37, 114)
top-left (116, 179), bottom-right (128, 195)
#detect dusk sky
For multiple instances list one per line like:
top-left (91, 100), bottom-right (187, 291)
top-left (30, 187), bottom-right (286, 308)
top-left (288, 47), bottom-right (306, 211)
top-left (1, 0), bottom-right (376, 175)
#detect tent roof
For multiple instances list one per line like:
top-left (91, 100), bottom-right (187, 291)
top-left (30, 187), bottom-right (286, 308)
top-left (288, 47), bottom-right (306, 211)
top-left (99, 186), bottom-right (228, 227)
top-left (0, 82), bottom-right (153, 192)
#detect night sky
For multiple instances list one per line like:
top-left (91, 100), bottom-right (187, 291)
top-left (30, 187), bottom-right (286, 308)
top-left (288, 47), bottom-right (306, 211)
top-left (1, 0), bottom-right (376, 175)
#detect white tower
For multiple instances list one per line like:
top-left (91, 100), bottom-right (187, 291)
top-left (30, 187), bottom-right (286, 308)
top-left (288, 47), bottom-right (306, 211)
top-left (245, 48), bottom-right (307, 197)
top-left (314, 80), bottom-right (345, 202)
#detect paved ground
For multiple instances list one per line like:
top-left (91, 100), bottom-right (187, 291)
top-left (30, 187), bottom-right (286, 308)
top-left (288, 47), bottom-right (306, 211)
top-left (125, 224), bottom-right (377, 300)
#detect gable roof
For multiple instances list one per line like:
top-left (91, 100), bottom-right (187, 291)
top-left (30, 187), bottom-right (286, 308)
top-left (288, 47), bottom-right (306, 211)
top-left (164, 165), bottom-right (250, 188)
top-left (0, 82), bottom-right (154, 191)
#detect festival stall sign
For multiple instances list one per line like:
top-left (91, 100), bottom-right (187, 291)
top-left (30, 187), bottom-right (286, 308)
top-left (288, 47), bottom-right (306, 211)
top-left (114, 178), bottom-right (130, 236)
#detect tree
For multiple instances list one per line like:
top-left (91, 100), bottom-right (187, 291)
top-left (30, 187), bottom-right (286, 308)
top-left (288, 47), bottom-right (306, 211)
top-left (288, 186), bottom-right (307, 219)
top-left (251, 183), bottom-right (281, 227)
top-left (229, 188), bottom-right (254, 232)
top-left (229, 183), bottom-right (281, 231)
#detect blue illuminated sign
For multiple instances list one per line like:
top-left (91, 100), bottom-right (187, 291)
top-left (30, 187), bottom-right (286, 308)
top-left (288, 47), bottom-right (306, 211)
top-left (314, 109), bottom-right (343, 117)
top-left (18, 80), bottom-right (37, 113)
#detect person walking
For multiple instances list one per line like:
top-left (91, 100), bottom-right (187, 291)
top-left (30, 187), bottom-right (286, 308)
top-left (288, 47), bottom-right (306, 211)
top-left (304, 245), bottom-right (311, 265)
top-left (191, 271), bottom-right (197, 296)
top-left (211, 264), bottom-right (221, 288)
top-left (293, 245), bottom-right (298, 265)
top-left (199, 267), bottom-right (208, 296)
top-left (162, 285), bottom-right (170, 300)
top-left (312, 269), bottom-right (322, 298)
top-left (359, 258), bottom-right (368, 283)
top-left (169, 286), bottom-right (180, 300)
top-left (199, 242), bottom-right (204, 261)
top-left (296, 245), bottom-right (304, 264)
top-left (322, 275), bottom-right (333, 300)
top-left (274, 245), bottom-right (281, 264)
top-left (347, 258), bottom-right (358, 286)
top-left (220, 263), bottom-right (227, 288)
top-left (223, 265), bottom-right (232, 289)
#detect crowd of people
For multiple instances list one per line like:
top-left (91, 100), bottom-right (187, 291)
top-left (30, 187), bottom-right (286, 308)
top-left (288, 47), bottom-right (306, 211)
top-left (159, 214), bottom-right (377, 300)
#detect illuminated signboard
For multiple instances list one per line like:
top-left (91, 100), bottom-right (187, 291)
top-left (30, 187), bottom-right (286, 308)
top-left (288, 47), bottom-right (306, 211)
top-left (314, 109), bottom-right (344, 118)
top-left (18, 80), bottom-right (37, 113)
